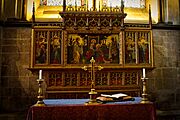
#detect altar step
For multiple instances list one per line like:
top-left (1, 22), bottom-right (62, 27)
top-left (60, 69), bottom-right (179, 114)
top-left (157, 110), bottom-right (180, 120)
top-left (0, 110), bottom-right (180, 120)
top-left (0, 112), bottom-right (25, 120)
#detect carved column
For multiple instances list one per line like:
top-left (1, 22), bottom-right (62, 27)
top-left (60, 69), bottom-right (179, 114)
top-left (3, 0), bottom-right (23, 20)
top-left (158, 0), bottom-right (164, 23)
top-left (63, 0), bottom-right (66, 12)
top-left (93, 0), bottom-right (96, 11)
top-left (0, 0), bottom-right (4, 20)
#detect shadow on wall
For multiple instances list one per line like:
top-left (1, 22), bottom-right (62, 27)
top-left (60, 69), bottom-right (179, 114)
top-left (0, 45), bottom-right (36, 113)
top-left (149, 90), bottom-right (178, 111)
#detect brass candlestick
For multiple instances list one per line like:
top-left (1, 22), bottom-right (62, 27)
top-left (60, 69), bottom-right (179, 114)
top-left (82, 57), bottom-right (103, 105)
top-left (34, 79), bottom-right (46, 106)
top-left (141, 77), bottom-right (150, 103)
top-left (85, 88), bottom-right (98, 105)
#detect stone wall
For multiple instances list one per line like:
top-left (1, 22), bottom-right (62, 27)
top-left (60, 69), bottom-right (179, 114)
top-left (0, 27), bottom-right (180, 114)
top-left (0, 27), bottom-right (38, 112)
top-left (148, 29), bottom-right (180, 110)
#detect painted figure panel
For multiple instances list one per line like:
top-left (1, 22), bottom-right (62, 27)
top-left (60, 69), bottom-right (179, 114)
top-left (138, 33), bottom-right (150, 64)
top-left (67, 34), bottom-right (120, 64)
top-left (50, 31), bottom-right (62, 64)
top-left (125, 31), bottom-right (150, 64)
top-left (35, 32), bottom-right (48, 64)
top-left (125, 33), bottom-right (136, 63)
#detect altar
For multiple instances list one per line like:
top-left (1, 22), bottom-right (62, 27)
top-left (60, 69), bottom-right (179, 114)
top-left (26, 97), bottom-right (156, 120)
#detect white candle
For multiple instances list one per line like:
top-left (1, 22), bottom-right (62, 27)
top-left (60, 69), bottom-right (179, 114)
top-left (39, 70), bottom-right (42, 79)
top-left (143, 68), bottom-right (146, 78)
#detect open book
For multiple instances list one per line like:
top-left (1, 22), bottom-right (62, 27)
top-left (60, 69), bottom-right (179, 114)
top-left (101, 93), bottom-right (128, 99)
top-left (96, 93), bottom-right (135, 103)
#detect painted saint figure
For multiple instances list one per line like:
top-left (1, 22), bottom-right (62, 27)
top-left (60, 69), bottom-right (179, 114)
top-left (72, 37), bottom-right (83, 64)
top-left (95, 44), bottom-right (105, 63)
top-left (125, 37), bottom-right (136, 63)
top-left (138, 36), bottom-right (149, 63)
top-left (38, 44), bottom-right (46, 63)
top-left (36, 35), bottom-right (47, 64)
top-left (50, 35), bottom-right (61, 64)
top-left (109, 37), bottom-right (119, 63)
top-left (86, 39), bottom-right (96, 62)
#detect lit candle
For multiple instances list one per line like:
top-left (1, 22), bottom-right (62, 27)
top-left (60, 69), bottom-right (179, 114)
top-left (39, 70), bottom-right (42, 79)
top-left (143, 68), bottom-right (146, 78)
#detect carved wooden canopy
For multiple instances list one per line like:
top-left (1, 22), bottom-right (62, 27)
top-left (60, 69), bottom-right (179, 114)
top-left (59, 7), bottom-right (127, 30)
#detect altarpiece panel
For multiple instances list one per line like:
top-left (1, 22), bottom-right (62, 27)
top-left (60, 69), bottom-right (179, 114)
top-left (67, 33), bottom-right (120, 64)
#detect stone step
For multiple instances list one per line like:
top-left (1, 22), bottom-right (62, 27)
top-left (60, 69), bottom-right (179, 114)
top-left (157, 110), bottom-right (180, 120)
top-left (0, 112), bottom-right (25, 120)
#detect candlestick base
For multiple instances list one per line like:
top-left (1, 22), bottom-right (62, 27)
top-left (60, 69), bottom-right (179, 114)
top-left (34, 100), bottom-right (46, 106)
top-left (85, 88), bottom-right (101, 105)
top-left (141, 93), bottom-right (150, 103)
top-left (141, 98), bottom-right (151, 103)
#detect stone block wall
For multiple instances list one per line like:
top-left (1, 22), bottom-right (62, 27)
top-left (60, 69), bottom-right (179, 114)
top-left (148, 29), bottom-right (180, 110)
top-left (0, 27), bottom-right (179, 113)
top-left (0, 27), bottom-right (38, 112)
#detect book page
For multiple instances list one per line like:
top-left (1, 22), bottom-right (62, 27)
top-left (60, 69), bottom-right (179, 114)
top-left (101, 93), bottom-right (128, 98)
top-left (111, 93), bottom-right (128, 98)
